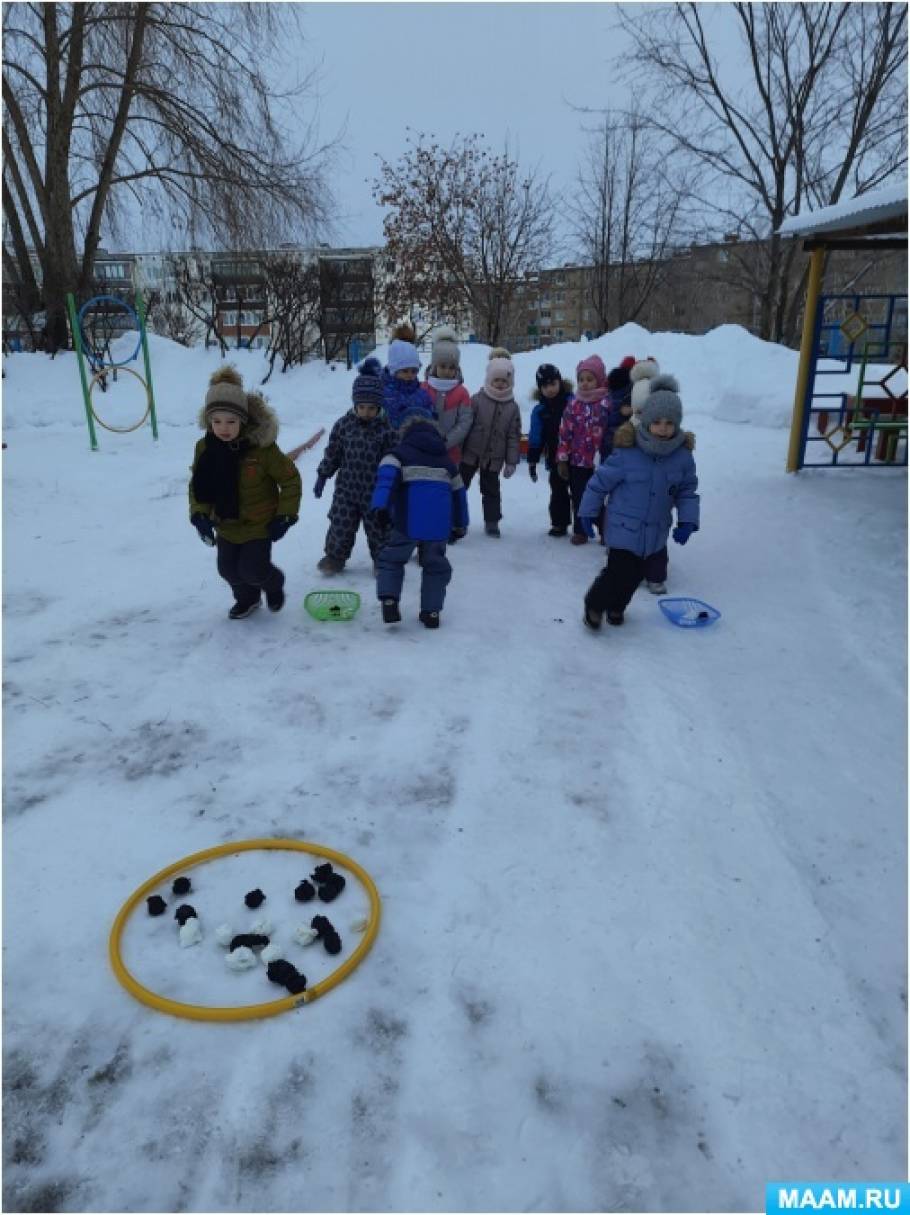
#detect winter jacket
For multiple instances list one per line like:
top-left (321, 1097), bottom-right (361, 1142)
top-left (578, 439), bottom-right (699, 558)
top-left (422, 379), bottom-right (473, 464)
top-left (371, 417), bottom-right (469, 542)
top-left (189, 395), bottom-right (302, 544)
top-left (461, 389), bottom-right (521, 472)
top-left (317, 409), bottom-right (397, 509)
top-left (381, 369), bottom-right (435, 430)
top-left (527, 380), bottom-right (574, 470)
top-left (556, 395), bottom-right (608, 469)
top-left (602, 383), bottom-right (633, 458)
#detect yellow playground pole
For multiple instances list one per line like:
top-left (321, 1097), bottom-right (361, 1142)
top-left (786, 247), bottom-right (825, 473)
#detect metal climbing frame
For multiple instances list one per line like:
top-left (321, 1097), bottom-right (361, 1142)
top-left (795, 291), bottom-right (907, 469)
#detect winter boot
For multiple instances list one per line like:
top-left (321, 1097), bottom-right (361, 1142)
top-left (317, 555), bottom-right (345, 575)
top-left (229, 598), bottom-right (260, 620)
top-left (548, 526), bottom-right (568, 537)
top-left (646, 580), bottom-right (667, 595)
top-left (485, 522), bottom-right (501, 537)
top-left (266, 581), bottom-right (286, 611)
top-left (606, 610), bottom-right (625, 626)
top-left (381, 598), bottom-right (401, 624)
top-left (570, 533), bottom-right (588, 546)
top-left (583, 602), bottom-right (602, 631)
top-left (419, 610), bottom-right (440, 629)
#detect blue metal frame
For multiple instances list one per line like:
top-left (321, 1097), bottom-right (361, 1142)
top-left (77, 294), bottom-right (143, 371)
top-left (797, 292), bottom-right (907, 469)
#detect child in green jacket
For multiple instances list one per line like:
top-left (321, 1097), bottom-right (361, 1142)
top-left (189, 365), bottom-right (302, 618)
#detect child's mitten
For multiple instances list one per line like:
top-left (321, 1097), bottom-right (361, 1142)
top-left (267, 515), bottom-right (297, 543)
top-left (502, 464), bottom-right (516, 479)
top-left (295, 880), bottom-right (316, 903)
top-left (672, 522), bottom-right (697, 546)
top-left (314, 476), bottom-right (326, 499)
top-left (528, 464), bottom-right (538, 483)
top-left (579, 517), bottom-right (596, 540)
top-left (190, 513), bottom-right (216, 546)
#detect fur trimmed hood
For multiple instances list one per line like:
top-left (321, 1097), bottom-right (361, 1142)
top-left (531, 378), bottom-right (574, 401)
top-left (197, 390), bottom-right (279, 448)
top-left (614, 419), bottom-right (696, 451)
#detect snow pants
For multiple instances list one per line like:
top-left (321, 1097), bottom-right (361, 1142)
top-left (568, 465), bottom-right (595, 536)
top-left (460, 462), bottom-right (501, 524)
top-left (376, 529), bottom-right (452, 613)
top-left (325, 494), bottom-right (388, 562)
top-left (585, 546), bottom-right (668, 615)
top-left (216, 537), bottom-right (284, 608)
top-left (547, 466), bottom-right (572, 530)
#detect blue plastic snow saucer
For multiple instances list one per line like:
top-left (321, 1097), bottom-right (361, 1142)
top-left (658, 597), bottom-right (721, 628)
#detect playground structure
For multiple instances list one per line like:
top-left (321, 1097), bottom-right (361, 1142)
top-left (781, 186), bottom-right (907, 472)
top-left (66, 291), bottom-right (159, 450)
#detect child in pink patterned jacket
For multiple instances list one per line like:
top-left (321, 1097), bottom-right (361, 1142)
top-left (556, 353), bottom-right (610, 545)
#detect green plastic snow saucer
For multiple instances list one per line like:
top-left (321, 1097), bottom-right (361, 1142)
top-left (304, 589), bottom-right (361, 622)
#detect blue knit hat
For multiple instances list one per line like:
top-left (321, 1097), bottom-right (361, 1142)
top-left (352, 371), bottom-right (384, 407)
top-left (388, 339), bottom-right (421, 376)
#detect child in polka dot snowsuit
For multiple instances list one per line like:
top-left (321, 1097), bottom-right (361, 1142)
top-left (314, 366), bottom-right (397, 574)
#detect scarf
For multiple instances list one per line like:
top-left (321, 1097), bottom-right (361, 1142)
top-left (483, 381), bottom-right (514, 403)
top-left (574, 384), bottom-right (610, 405)
top-left (635, 426), bottom-right (686, 459)
top-left (427, 375), bottom-right (461, 393)
top-left (191, 431), bottom-right (247, 519)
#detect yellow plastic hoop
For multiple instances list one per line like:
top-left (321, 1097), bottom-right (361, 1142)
top-left (109, 838), bottom-right (381, 1021)
top-left (89, 365), bottom-right (152, 433)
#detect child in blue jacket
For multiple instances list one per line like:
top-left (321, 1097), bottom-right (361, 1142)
top-left (370, 409), bottom-right (469, 628)
top-left (578, 375), bottom-right (699, 629)
top-left (375, 324), bottom-right (435, 431)
top-left (527, 363), bottom-right (574, 536)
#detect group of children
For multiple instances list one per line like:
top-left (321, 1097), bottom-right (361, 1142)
top-left (188, 324), bottom-right (700, 631)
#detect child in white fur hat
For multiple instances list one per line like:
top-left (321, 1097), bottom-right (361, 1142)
top-left (460, 349), bottom-right (521, 538)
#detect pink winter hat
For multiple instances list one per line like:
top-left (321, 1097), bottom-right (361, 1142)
top-left (576, 354), bottom-right (607, 387)
top-left (485, 356), bottom-right (514, 388)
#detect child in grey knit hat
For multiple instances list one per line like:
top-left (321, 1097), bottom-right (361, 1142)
top-left (577, 374), bottom-right (700, 630)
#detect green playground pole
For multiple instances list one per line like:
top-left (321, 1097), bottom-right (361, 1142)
top-left (67, 293), bottom-right (99, 451)
top-left (135, 290), bottom-right (159, 441)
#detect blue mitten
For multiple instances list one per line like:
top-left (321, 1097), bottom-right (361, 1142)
top-left (672, 522), bottom-right (697, 546)
top-left (579, 516), bottom-right (596, 540)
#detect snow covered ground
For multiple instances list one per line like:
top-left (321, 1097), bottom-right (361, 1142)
top-left (2, 325), bottom-right (906, 1213)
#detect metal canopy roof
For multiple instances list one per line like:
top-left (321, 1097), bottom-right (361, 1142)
top-left (777, 183), bottom-right (908, 240)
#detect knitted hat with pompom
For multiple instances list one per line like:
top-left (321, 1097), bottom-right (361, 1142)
top-left (640, 374), bottom-right (683, 430)
top-left (205, 365), bottom-right (248, 421)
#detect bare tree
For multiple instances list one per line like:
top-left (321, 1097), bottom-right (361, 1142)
top-left (618, 2), bottom-right (908, 343)
top-left (2, 3), bottom-right (335, 350)
top-left (260, 254), bottom-right (323, 382)
top-left (169, 256), bottom-right (227, 354)
top-left (147, 296), bottom-right (202, 347)
top-left (568, 112), bottom-right (688, 331)
top-left (373, 132), bottom-right (556, 344)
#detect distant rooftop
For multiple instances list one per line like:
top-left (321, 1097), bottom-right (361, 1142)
top-left (778, 183), bottom-right (908, 239)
